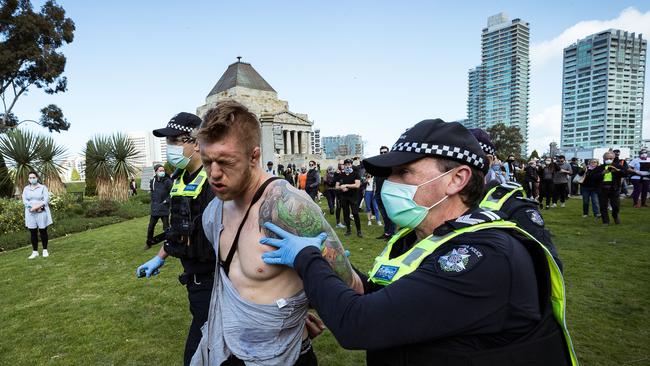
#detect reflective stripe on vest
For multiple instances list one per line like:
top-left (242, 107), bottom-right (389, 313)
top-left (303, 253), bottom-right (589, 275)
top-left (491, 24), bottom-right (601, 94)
top-left (479, 182), bottom-right (525, 211)
top-left (170, 169), bottom-right (207, 198)
top-left (368, 221), bottom-right (579, 366)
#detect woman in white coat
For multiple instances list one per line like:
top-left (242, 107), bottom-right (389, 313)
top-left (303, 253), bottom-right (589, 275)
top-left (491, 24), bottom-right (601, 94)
top-left (22, 171), bottom-right (53, 259)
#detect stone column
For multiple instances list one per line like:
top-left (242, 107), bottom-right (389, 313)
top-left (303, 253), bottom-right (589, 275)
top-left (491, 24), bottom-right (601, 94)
top-left (283, 130), bottom-right (288, 155)
top-left (292, 131), bottom-right (298, 155)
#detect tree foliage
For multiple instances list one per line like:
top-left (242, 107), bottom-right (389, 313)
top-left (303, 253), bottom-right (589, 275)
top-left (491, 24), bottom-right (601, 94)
top-left (528, 150), bottom-right (540, 161)
top-left (0, 0), bottom-right (75, 132)
top-left (84, 134), bottom-right (140, 202)
top-left (0, 128), bottom-right (66, 196)
top-left (70, 166), bottom-right (80, 181)
top-left (486, 123), bottom-right (525, 159)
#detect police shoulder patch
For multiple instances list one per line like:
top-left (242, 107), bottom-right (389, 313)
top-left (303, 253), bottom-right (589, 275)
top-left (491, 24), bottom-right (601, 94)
top-left (436, 245), bottom-right (483, 274)
top-left (525, 209), bottom-right (545, 227)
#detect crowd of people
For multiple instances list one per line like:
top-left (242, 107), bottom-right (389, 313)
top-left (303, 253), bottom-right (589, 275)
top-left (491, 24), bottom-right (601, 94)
top-left (265, 155), bottom-right (395, 240)
top-left (480, 145), bottom-right (649, 226)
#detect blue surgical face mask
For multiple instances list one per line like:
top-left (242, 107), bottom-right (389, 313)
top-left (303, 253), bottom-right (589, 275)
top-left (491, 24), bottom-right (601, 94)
top-left (380, 169), bottom-right (453, 229)
top-left (29, 178), bottom-right (38, 185)
top-left (157, 171), bottom-right (166, 178)
top-left (344, 167), bottom-right (353, 174)
top-left (166, 144), bottom-right (193, 169)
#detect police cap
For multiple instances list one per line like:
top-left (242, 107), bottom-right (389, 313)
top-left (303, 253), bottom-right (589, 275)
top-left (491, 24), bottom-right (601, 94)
top-left (363, 119), bottom-right (487, 177)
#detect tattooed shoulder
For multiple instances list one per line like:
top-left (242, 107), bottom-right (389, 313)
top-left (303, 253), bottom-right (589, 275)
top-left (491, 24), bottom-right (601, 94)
top-left (259, 179), bottom-right (322, 237)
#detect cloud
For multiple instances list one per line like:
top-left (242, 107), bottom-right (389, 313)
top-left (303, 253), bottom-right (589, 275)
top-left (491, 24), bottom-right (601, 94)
top-left (531, 7), bottom-right (650, 68)
top-left (528, 104), bottom-right (561, 154)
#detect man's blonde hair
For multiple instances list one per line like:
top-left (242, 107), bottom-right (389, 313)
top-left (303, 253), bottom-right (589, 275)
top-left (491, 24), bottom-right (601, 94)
top-left (195, 100), bottom-right (261, 153)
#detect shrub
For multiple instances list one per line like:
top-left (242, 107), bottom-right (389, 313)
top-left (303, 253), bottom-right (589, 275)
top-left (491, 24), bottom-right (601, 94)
top-left (0, 198), bottom-right (24, 234)
top-left (49, 193), bottom-right (79, 212)
top-left (84, 200), bottom-right (119, 217)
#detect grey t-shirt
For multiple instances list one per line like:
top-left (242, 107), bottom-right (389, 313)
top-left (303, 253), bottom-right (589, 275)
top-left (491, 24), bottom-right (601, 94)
top-left (553, 162), bottom-right (572, 184)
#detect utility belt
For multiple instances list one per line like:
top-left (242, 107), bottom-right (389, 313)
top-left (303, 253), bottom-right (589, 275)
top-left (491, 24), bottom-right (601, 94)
top-left (178, 271), bottom-right (214, 286)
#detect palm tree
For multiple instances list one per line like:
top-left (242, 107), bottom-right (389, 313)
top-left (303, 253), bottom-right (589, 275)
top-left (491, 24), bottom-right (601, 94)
top-left (110, 133), bottom-right (139, 202)
top-left (36, 135), bottom-right (68, 195)
top-left (0, 129), bottom-right (40, 196)
top-left (84, 135), bottom-right (113, 200)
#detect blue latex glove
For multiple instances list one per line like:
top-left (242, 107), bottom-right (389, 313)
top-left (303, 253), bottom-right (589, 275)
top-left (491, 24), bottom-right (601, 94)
top-left (136, 256), bottom-right (165, 278)
top-left (260, 222), bottom-right (327, 268)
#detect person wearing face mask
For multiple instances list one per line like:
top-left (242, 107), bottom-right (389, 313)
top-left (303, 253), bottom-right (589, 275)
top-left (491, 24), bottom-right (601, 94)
top-left (628, 148), bottom-right (650, 208)
top-left (577, 159), bottom-right (601, 218)
top-left (336, 159), bottom-right (362, 237)
top-left (524, 160), bottom-right (540, 199)
top-left (592, 151), bottom-right (625, 225)
top-left (145, 164), bottom-right (172, 249)
top-left (135, 112), bottom-right (216, 365)
top-left (539, 157), bottom-right (556, 209)
top-left (259, 119), bottom-right (577, 366)
top-left (23, 171), bottom-right (53, 259)
top-left (323, 165), bottom-right (337, 214)
top-left (305, 160), bottom-right (320, 201)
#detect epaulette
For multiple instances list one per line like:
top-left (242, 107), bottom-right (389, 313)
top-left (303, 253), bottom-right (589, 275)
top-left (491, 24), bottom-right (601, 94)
top-left (434, 209), bottom-right (508, 235)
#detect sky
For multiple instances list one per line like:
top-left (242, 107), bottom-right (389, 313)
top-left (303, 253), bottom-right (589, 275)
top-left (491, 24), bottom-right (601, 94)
top-left (11, 0), bottom-right (650, 159)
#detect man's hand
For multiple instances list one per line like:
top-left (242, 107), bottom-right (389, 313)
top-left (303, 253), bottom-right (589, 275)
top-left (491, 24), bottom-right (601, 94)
top-left (136, 256), bottom-right (165, 278)
top-left (260, 222), bottom-right (327, 268)
top-left (305, 312), bottom-right (326, 339)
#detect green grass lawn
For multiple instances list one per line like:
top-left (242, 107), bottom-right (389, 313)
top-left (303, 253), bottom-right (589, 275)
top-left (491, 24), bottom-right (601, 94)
top-left (0, 197), bottom-right (648, 365)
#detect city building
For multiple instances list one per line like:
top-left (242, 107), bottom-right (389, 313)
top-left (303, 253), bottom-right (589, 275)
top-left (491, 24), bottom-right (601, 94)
top-left (196, 58), bottom-right (319, 168)
top-left (322, 134), bottom-right (364, 159)
top-left (126, 131), bottom-right (166, 168)
top-left (466, 66), bottom-right (481, 127)
top-left (310, 128), bottom-right (322, 156)
top-left (60, 155), bottom-right (86, 182)
top-left (560, 29), bottom-right (646, 151)
top-left (466, 13), bottom-right (530, 154)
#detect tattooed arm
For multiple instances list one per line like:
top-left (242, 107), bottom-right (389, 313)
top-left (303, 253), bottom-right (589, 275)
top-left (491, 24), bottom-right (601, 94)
top-left (259, 179), bottom-right (360, 288)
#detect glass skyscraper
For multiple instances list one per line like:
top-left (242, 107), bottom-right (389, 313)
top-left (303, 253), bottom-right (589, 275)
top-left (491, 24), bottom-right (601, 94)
top-left (468, 13), bottom-right (530, 154)
top-left (561, 29), bottom-right (646, 150)
top-left (466, 66), bottom-right (481, 129)
top-left (322, 134), bottom-right (364, 159)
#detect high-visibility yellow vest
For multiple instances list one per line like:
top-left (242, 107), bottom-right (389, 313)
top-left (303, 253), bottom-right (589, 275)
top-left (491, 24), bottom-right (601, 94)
top-left (170, 169), bottom-right (207, 198)
top-left (368, 220), bottom-right (578, 366)
top-left (479, 181), bottom-right (525, 211)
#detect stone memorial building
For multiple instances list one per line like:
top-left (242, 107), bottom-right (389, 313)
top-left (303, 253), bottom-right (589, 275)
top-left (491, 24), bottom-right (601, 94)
top-left (197, 58), bottom-right (320, 169)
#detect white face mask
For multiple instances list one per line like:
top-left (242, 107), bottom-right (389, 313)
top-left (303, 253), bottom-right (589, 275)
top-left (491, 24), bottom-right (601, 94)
top-left (166, 144), bottom-right (194, 169)
top-left (604, 159), bottom-right (613, 165)
top-left (381, 169), bottom-right (453, 229)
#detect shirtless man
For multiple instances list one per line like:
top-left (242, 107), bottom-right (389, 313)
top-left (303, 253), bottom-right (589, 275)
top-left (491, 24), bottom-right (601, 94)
top-left (190, 100), bottom-right (361, 366)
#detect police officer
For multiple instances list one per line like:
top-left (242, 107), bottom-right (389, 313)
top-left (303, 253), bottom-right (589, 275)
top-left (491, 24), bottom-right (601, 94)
top-left (259, 119), bottom-right (578, 366)
top-left (136, 112), bottom-right (216, 366)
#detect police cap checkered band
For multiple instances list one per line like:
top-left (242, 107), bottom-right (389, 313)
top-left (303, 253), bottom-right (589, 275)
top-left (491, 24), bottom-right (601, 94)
top-left (153, 112), bottom-right (202, 137)
top-left (167, 122), bottom-right (195, 133)
top-left (478, 142), bottom-right (495, 155)
top-left (362, 119), bottom-right (488, 177)
top-left (391, 142), bottom-right (485, 169)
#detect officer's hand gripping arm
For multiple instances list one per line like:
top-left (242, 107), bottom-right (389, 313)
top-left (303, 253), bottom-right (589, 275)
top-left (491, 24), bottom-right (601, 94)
top-left (257, 180), bottom-right (358, 287)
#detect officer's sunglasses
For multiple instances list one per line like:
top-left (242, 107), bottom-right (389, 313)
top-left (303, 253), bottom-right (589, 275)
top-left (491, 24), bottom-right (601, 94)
top-left (166, 135), bottom-right (195, 145)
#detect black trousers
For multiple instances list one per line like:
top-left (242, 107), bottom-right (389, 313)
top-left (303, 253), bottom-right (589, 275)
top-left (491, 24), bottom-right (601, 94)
top-left (340, 195), bottom-right (361, 233)
top-left (335, 192), bottom-right (342, 224)
top-left (184, 275), bottom-right (214, 366)
top-left (540, 180), bottom-right (554, 207)
top-left (598, 186), bottom-right (620, 224)
top-left (324, 189), bottom-right (336, 214)
top-left (553, 183), bottom-right (567, 204)
top-left (29, 228), bottom-right (48, 251)
top-left (147, 215), bottom-right (169, 242)
top-left (375, 197), bottom-right (395, 236)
